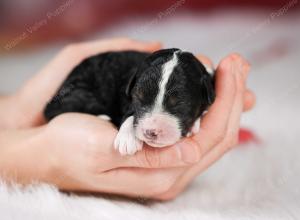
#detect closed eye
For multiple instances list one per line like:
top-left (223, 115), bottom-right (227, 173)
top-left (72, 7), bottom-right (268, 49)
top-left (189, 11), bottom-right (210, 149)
top-left (167, 96), bottom-right (179, 106)
top-left (133, 89), bottom-right (144, 101)
top-left (165, 86), bottom-right (181, 97)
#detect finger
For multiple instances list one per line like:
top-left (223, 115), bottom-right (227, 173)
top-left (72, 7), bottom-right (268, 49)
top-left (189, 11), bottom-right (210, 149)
top-left (244, 89), bottom-right (256, 112)
top-left (199, 54), bottom-right (249, 159)
top-left (80, 38), bottom-right (162, 57)
top-left (197, 55), bottom-right (255, 113)
top-left (172, 54), bottom-right (239, 160)
top-left (116, 143), bottom-right (199, 169)
top-left (223, 55), bottom-right (249, 149)
top-left (196, 54), bottom-right (214, 69)
top-left (34, 38), bottom-right (162, 88)
top-left (95, 131), bottom-right (196, 169)
top-left (91, 167), bottom-right (184, 198)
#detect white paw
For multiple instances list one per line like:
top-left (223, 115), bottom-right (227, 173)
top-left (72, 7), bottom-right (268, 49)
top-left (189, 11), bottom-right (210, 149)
top-left (114, 130), bottom-right (143, 155)
top-left (113, 116), bottom-right (143, 155)
top-left (203, 64), bottom-right (214, 76)
top-left (191, 118), bottom-right (201, 135)
top-left (98, 114), bottom-right (111, 121)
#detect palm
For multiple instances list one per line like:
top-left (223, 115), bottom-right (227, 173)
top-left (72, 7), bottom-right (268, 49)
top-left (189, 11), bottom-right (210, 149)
top-left (7, 38), bottom-right (254, 199)
top-left (44, 113), bottom-right (118, 172)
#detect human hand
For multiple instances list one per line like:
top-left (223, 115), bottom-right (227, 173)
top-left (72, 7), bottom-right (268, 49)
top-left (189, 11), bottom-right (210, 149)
top-left (39, 113), bottom-right (186, 196)
top-left (0, 38), bottom-right (186, 198)
top-left (0, 38), bottom-right (255, 200)
top-left (37, 52), bottom-right (254, 199)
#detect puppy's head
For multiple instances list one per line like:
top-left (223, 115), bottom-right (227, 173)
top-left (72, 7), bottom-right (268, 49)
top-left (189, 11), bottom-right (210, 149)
top-left (127, 48), bottom-right (215, 147)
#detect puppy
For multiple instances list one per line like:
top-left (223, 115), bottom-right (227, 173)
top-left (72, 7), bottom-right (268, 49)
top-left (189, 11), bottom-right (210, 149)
top-left (44, 48), bottom-right (215, 155)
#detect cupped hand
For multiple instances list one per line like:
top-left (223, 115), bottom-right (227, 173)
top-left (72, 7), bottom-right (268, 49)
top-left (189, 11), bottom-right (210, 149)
top-left (40, 50), bottom-right (254, 199)
top-left (41, 113), bottom-right (185, 196)
top-left (155, 54), bottom-right (254, 200)
top-left (3, 38), bottom-right (255, 199)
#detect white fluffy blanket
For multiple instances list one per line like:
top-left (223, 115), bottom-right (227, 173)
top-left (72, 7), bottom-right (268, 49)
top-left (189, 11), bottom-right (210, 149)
top-left (1, 10), bottom-right (300, 220)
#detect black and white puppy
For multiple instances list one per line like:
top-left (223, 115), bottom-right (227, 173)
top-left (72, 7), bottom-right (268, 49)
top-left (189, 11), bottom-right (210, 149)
top-left (44, 48), bottom-right (215, 155)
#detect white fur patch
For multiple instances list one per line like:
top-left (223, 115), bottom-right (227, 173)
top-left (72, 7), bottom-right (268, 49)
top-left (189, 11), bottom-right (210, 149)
top-left (135, 51), bottom-right (182, 147)
top-left (97, 115), bottom-right (111, 121)
top-left (153, 51), bottom-right (179, 113)
top-left (203, 64), bottom-right (214, 76)
top-left (191, 117), bottom-right (201, 135)
top-left (114, 116), bottom-right (143, 155)
top-left (135, 112), bottom-right (181, 147)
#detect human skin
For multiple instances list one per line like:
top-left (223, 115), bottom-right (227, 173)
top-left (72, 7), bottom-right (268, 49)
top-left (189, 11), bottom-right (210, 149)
top-left (0, 38), bottom-right (255, 200)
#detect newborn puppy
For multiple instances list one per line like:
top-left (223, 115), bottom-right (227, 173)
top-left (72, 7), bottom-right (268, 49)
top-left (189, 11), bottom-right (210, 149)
top-left (44, 48), bottom-right (215, 155)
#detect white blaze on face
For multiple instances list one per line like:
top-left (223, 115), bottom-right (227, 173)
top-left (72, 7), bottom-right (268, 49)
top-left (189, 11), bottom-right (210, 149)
top-left (154, 52), bottom-right (179, 112)
top-left (136, 51), bottom-right (182, 147)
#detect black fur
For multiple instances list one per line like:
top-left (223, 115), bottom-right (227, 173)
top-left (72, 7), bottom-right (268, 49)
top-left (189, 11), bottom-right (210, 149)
top-left (45, 51), bottom-right (148, 126)
top-left (44, 48), bottom-right (215, 135)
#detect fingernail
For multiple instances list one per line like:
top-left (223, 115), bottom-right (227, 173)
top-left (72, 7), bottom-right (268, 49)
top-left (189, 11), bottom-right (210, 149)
top-left (176, 142), bottom-right (199, 164)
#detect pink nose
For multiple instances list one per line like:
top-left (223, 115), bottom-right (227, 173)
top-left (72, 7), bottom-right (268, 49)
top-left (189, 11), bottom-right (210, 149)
top-left (144, 129), bottom-right (159, 140)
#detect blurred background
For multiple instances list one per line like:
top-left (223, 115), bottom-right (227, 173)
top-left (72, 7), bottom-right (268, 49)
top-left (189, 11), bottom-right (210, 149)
top-left (0, 0), bottom-right (299, 94)
top-left (1, 1), bottom-right (300, 218)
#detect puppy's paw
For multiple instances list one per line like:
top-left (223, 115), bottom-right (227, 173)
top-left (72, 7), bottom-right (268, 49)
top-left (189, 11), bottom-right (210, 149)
top-left (114, 129), bottom-right (143, 155)
top-left (97, 114), bottom-right (111, 121)
top-left (191, 118), bottom-right (201, 135)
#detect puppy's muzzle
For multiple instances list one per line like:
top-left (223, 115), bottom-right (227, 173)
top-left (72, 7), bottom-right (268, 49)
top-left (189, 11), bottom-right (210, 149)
top-left (143, 129), bottom-right (161, 140)
top-left (136, 113), bottom-right (182, 147)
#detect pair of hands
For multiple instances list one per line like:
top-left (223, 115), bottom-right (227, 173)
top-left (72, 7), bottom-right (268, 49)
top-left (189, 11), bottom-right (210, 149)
top-left (0, 38), bottom-right (255, 200)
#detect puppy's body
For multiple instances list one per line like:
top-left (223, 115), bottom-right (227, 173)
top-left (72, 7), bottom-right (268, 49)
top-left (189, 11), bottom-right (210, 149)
top-left (45, 49), bottom-right (215, 155)
top-left (45, 51), bottom-right (148, 127)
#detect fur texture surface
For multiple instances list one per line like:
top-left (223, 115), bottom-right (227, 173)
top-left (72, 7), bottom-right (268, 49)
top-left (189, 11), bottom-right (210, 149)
top-left (1, 11), bottom-right (299, 220)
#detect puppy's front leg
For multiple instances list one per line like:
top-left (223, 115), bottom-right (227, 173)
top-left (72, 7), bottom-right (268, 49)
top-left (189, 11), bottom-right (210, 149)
top-left (187, 117), bottom-right (201, 137)
top-left (114, 116), bottom-right (143, 155)
top-left (191, 117), bottom-right (201, 135)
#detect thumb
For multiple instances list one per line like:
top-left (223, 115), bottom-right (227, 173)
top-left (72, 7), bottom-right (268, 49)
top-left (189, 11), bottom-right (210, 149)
top-left (114, 142), bottom-right (200, 169)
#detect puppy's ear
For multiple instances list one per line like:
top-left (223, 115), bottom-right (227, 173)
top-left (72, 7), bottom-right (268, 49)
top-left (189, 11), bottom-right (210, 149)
top-left (126, 68), bottom-right (137, 97)
top-left (199, 73), bottom-right (215, 106)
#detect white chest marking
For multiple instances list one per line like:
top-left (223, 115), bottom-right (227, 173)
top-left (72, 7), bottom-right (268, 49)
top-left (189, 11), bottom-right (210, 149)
top-left (153, 52), bottom-right (179, 113)
top-left (203, 64), bottom-right (214, 76)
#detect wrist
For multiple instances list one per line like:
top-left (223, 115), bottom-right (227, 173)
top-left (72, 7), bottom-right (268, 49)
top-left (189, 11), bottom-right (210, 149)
top-left (0, 127), bottom-right (56, 185)
top-left (0, 95), bottom-right (19, 129)
top-left (0, 91), bottom-right (45, 129)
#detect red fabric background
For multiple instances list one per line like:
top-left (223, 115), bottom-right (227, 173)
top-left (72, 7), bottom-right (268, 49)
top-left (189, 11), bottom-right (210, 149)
top-left (1, 0), bottom-right (299, 51)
